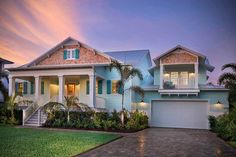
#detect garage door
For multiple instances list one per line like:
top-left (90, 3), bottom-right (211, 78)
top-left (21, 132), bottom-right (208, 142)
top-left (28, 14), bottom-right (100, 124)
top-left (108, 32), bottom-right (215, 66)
top-left (151, 100), bottom-right (208, 129)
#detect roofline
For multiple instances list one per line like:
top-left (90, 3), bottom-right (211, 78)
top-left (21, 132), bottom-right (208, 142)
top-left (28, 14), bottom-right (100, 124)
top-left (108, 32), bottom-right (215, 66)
top-left (0, 58), bottom-right (14, 64)
top-left (153, 45), bottom-right (206, 62)
top-left (26, 37), bottom-right (113, 67)
top-left (7, 63), bottom-right (110, 71)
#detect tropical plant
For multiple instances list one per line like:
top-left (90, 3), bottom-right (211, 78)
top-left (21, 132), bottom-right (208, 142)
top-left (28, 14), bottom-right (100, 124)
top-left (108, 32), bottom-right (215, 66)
top-left (5, 94), bottom-right (18, 123)
top-left (109, 60), bottom-right (143, 125)
top-left (43, 96), bottom-right (91, 122)
top-left (218, 63), bottom-right (236, 110)
top-left (131, 86), bottom-right (144, 102)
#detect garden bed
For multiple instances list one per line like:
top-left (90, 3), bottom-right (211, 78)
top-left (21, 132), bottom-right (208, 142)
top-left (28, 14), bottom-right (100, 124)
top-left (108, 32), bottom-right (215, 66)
top-left (44, 110), bottom-right (149, 132)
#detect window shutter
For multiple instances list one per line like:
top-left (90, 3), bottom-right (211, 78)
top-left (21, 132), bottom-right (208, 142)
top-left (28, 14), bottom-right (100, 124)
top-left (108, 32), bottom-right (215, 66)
top-left (98, 80), bottom-right (103, 94)
top-left (30, 82), bottom-right (34, 94)
top-left (63, 50), bottom-right (67, 59)
top-left (23, 82), bottom-right (28, 94)
top-left (86, 80), bottom-right (89, 95)
top-left (106, 80), bottom-right (111, 94)
top-left (117, 85), bottom-right (123, 94)
top-left (15, 82), bottom-right (18, 94)
top-left (75, 49), bottom-right (79, 59)
top-left (41, 81), bottom-right (44, 94)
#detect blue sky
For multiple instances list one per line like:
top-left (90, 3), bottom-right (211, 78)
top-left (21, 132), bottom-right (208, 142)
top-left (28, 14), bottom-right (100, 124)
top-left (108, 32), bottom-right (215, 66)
top-left (0, 0), bottom-right (235, 83)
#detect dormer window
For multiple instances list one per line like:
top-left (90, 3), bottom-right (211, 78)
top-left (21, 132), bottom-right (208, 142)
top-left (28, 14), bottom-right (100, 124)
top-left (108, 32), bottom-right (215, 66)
top-left (63, 48), bottom-right (79, 60)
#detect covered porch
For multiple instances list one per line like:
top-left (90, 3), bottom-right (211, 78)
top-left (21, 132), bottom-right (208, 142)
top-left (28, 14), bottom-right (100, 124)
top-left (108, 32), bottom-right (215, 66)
top-left (8, 67), bottom-right (106, 109)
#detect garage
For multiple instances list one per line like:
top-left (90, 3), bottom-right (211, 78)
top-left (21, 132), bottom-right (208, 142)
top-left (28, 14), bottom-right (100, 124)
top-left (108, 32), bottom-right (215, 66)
top-left (151, 100), bottom-right (209, 129)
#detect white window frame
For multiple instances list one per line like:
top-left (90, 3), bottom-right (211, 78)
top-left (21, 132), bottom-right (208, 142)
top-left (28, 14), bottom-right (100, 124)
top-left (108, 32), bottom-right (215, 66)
top-left (66, 49), bottom-right (76, 60)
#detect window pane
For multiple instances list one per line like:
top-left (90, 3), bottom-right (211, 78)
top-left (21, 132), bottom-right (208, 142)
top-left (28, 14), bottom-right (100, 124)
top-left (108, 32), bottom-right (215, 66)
top-left (180, 72), bottom-right (188, 85)
top-left (67, 50), bottom-right (70, 59)
top-left (170, 72), bottom-right (178, 85)
top-left (72, 51), bottom-right (75, 58)
top-left (112, 81), bottom-right (117, 94)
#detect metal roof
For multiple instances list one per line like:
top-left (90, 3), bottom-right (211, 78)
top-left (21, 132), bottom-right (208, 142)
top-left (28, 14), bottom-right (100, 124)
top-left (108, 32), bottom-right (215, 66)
top-left (104, 49), bottom-right (150, 66)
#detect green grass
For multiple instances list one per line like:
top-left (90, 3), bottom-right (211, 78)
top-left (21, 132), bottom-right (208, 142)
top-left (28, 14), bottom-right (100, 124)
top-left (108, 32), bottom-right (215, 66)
top-left (229, 141), bottom-right (236, 148)
top-left (0, 126), bottom-right (120, 157)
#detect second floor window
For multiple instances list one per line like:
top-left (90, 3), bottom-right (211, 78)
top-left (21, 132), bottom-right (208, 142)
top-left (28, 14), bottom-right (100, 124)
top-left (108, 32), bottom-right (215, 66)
top-left (66, 49), bottom-right (76, 59)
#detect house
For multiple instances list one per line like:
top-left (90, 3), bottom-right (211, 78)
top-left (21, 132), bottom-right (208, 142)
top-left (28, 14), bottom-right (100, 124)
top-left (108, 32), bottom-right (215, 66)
top-left (0, 57), bottom-right (13, 103)
top-left (7, 37), bottom-right (228, 129)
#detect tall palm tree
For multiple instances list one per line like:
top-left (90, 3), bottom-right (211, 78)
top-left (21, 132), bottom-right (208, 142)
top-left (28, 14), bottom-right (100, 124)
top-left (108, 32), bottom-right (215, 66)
top-left (109, 60), bottom-right (143, 125)
top-left (218, 63), bottom-right (236, 110)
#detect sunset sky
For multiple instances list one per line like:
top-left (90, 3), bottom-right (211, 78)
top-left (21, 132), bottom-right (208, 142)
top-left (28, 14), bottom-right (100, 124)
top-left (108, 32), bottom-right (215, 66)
top-left (0, 0), bottom-right (235, 83)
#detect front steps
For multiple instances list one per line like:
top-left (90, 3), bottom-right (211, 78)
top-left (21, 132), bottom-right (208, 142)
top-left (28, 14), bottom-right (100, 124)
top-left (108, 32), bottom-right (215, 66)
top-left (24, 109), bottom-right (47, 127)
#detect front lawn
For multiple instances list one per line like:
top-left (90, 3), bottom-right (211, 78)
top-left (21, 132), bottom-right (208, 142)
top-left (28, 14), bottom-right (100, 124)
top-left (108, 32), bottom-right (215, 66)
top-left (0, 125), bottom-right (120, 157)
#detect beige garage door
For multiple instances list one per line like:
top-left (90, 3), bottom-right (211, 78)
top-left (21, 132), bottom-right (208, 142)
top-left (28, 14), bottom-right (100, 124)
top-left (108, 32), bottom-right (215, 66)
top-left (151, 100), bottom-right (209, 129)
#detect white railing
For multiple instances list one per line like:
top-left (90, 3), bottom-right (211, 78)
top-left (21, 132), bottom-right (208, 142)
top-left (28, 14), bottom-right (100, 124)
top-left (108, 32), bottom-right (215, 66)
top-left (163, 78), bottom-right (195, 89)
top-left (22, 102), bottom-right (39, 126)
top-left (95, 96), bottom-right (106, 108)
top-left (22, 95), bottom-right (59, 126)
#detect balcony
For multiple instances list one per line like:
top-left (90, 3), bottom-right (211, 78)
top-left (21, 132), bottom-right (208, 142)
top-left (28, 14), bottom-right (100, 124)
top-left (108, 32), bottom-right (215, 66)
top-left (159, 64), bottom-right (200, 96)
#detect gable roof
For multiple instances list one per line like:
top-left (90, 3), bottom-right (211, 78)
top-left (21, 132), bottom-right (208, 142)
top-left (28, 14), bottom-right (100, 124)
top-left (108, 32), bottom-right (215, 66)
top-left (0, 58), bottom-right (13, 64)
top-left (104, 49), bottom-right (151, 67)
top-left (153, 45), bottom-right (206, 64)
top-left (152, 45), bottom-right (214, 72)
top-left (25, 37), bottom-right (112, 67)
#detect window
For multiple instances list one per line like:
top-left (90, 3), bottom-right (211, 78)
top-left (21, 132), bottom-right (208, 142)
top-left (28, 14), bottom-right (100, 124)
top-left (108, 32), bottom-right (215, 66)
top-left (18, 83), bottom-right (23, 95)
top-left (180, 72), bottom-right (188, 86)
top-left (112, 81), bottom-right (118, 94)
top-left (170, 72), bottom-right (178, 85)
top-left (66, 49), bottom-right (76, 59)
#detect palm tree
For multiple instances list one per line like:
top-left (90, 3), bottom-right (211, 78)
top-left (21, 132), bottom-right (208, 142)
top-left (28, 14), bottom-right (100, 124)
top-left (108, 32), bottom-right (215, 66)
top-left (109, 60), bottom-right (143, 125)
top-left (5, 94), bottom-right (18, 123)
top-left (218, 63), bottom-right (236, 110)
top-left (131, 86), bottom-right (145, 102)
top-left (63, 96), bottom-right (79, 122)
top-left (43, 96), bottom-right (91, 121)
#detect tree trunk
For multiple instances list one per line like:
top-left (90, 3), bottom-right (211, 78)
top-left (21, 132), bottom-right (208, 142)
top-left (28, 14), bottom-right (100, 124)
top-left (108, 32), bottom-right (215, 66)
top-left (67, 110), bottom-right (70, 122)
top-left (121, 91), bottom-right (124, 126)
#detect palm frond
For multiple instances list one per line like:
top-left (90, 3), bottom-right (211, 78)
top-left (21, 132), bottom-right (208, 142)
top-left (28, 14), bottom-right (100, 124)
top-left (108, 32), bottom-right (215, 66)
top-left (127, 68), bottom-right (143, 81)
top-left (222, 63), bottom-right (236, 72)
top-left (109, 60), bottom-right (123, 78)
top-left (218, 72), bottom-right (236, 85)
top-left (131, 86), bottom-right (144, 101)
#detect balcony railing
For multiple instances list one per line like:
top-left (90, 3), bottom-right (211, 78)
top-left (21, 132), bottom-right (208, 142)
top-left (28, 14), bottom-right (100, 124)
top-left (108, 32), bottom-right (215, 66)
top-left (163, 78), bottom-right (195, 89)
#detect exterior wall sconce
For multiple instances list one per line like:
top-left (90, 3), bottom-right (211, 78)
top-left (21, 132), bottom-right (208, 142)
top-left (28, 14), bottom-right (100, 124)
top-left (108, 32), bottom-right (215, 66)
top-left (213, 100), bottom-right (224, 110)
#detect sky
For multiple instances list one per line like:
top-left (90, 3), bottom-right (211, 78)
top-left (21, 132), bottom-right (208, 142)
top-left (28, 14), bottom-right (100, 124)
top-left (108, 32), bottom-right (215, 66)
top-left (0, 0), bottom-right (235, 84)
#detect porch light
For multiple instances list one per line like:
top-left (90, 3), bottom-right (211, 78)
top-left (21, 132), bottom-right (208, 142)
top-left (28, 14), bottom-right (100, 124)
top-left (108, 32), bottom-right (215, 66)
top-left (139, 100), bottom-right (146, 106)
top-left (213, 100), bottom-right (224, 110)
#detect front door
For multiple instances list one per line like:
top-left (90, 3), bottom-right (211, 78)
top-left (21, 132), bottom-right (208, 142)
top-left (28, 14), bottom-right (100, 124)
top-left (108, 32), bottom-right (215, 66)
top-left (67, 83), bottom-right (75, 96)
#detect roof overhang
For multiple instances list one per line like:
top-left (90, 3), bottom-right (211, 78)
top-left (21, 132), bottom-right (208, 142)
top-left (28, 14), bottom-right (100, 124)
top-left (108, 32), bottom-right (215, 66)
top-left (159, 89), bottom-right (200, 96)
top-left (7, 63), bottom-right (110, 72)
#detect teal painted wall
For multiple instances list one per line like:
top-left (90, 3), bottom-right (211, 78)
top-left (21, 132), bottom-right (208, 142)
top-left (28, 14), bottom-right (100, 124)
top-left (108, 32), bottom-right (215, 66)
top-left (153, 68), bottom-right (160, 85)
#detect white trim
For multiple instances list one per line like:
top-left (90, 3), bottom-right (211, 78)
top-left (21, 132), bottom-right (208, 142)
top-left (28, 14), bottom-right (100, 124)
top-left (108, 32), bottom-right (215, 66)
top-left (158, 89), bottom-right (200, 93)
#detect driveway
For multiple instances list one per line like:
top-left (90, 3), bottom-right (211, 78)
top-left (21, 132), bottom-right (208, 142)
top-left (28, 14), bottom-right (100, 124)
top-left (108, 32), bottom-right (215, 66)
top-left (78, 128), bottom-right (236, 157)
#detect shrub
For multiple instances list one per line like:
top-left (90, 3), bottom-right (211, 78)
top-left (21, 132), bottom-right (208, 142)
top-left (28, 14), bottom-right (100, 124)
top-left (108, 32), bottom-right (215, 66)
top-left (0, 105), bottom-right (22, 125)
top-left (208, 116), bottom-right (217, 131)
top-left (43, 109), bottom-right (148, 131)
top-left (214, 107), bottom-right (236, 141)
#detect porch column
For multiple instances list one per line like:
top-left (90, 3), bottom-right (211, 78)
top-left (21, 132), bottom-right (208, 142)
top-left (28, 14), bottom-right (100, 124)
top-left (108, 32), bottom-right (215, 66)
top-left (194, 63), bottom-right (199, 89)
top-left (34, 76), bottom-right (40, 101)
top-left (58, 75), bottom-right (64, 103)
top-left (89, 74), bottom-right (96, 108)
top-left (160, 64), bottom-right (163, 89)
top-left (8, 76), bottom-right (15, 96)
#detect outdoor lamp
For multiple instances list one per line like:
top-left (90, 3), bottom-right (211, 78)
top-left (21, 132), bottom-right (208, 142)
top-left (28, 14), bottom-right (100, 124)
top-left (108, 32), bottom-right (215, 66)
top-left (214, 100), bottom-right (224, 110)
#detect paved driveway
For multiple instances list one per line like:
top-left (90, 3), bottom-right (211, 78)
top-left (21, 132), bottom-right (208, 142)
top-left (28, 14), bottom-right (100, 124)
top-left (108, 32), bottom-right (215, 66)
top-left (78, 128), bottom-right (236, 157)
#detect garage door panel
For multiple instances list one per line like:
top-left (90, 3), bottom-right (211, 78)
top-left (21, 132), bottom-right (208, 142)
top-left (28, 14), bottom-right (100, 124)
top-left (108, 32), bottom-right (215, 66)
top-left (151, 101), bottom-right (208, 129)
